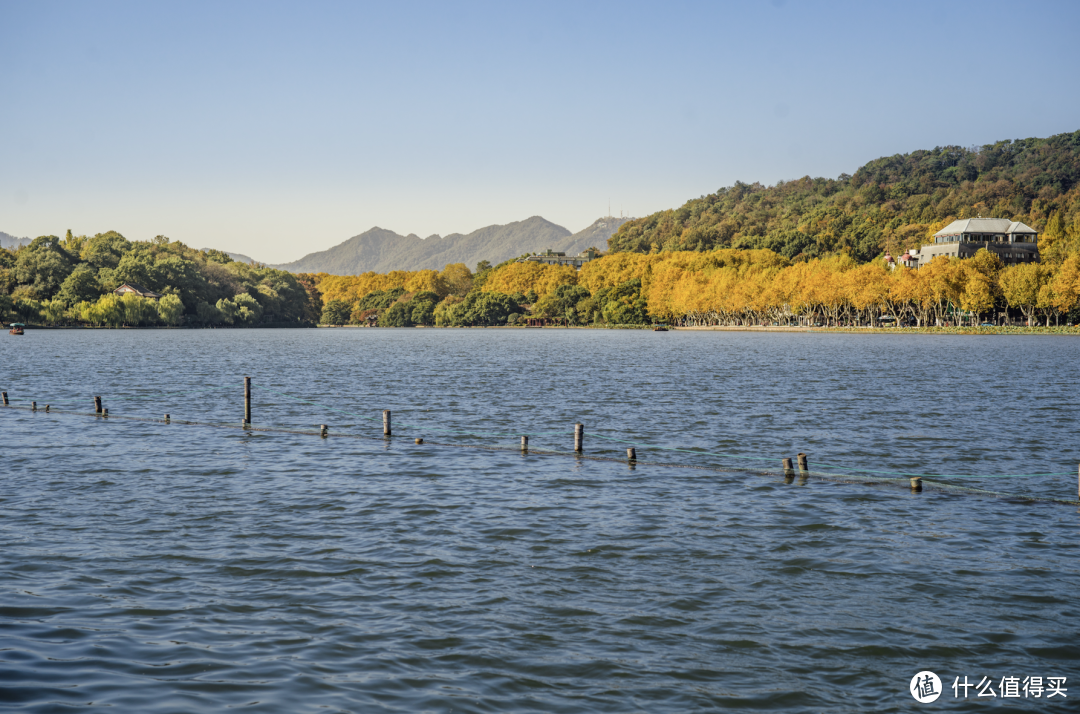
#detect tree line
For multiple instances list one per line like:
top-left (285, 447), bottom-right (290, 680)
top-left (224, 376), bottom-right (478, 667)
top-left (310, 236), bottom-right (1080, 328)
top-left (0, 231), bottom-right (321, 326)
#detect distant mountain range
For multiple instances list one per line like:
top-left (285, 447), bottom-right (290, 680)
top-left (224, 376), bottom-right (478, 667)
top-left (2, 216), bottom-right (632, 275)
top-left (274, 215), bottom-right (631, 275)
top-left (0, 231), bottom-right (31, 250)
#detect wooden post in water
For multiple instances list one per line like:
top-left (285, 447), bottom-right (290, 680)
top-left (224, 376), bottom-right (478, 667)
top-left (164, 414), bottom-right (170, 423)
top-left (627, 447), bottom-right (636, 461)
top-left (102, 408), bottom-right (108, 417)
top-left (521, 435), bottom-right (528, 452)
top-left (910, 477), bottom-right (923, 493)
top-left (797, 452), bottom-right (808, 475)
top-left (783, 457), bottom-right (795, 480)
top-left (2, 392), bottom-right (8, 406)
top-left (244, 376), bottom-right (251, 426)
top-left (320, 424), bottom-right (328, 437)
top-left (94, 396), bottom-right (102, 414)
top-left (415, 437), bottom-right (423, 444)
top-left (574, 423), bottom-right (583, 453)
top-left (31, 401), bottom-right (36, 411)
top-left (383, 410), bottom-right (391, 436)
top-left (45, 404), bottom-right (50, 413)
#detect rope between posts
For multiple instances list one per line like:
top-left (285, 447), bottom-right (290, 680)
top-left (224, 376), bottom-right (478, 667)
top-left (2, 404), bottom-right (1078, 506)
top-left (3, 382), bottom-right (1078, 482)
top-left (250, 384), bottom-right (575, 438)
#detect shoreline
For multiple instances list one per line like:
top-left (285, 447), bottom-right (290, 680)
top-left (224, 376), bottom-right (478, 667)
top-left (10, 324), bottom-right (1080, 335)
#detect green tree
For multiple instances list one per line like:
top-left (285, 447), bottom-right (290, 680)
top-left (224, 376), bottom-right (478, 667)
top-left (321, 299), bottom-right (351, 325)
top-left (55, 264), bottom-right (102, 306)
top-left (232, 293), bottom-right (263, 323)
top-left (216, 297), bottom-right (239, 324)
top-left (157, 294), bottom-right (184, 325)
top-left (82, 231), bottom-right (131, 270)
top-left (14, 297), bottom-right (42, 323)
top-left (121, 293), bottom-right (159, 326)
top-left (195, 301), bottom-right (221, 325)
top-left (40, 299), bottom-right (67, 325)
top-left (14, 236), bottom-right (75, 298)
top-left (378, 301), bottom-right (412, 327)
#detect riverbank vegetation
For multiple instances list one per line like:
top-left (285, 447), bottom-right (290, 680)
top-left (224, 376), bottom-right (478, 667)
top-left (309, 243), bottom-right (1080, 328)
top-left (0, 232), bottom-right (320, 326)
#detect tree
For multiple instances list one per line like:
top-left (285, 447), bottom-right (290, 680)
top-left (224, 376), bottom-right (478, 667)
top-left (82, 231), bottom-right (131, 269)
top-left (121, 293), bottom-right (159, 326)
top-left (232, 293), bottom-right (263, 323)
top-left (533, 284), bottom-right (591, 324)
top-left (88, 294), bottom-right (124, 326)
top-left (439, 263), bottom-right (474, 296)
top-left (55, 264), bottom-right (102, 306)
top-left (320, 299), bottom-right (351, 325)
top-left (40, 299), bottom-right (66, 325)
top-left (216, 297), bottom-right (239, 324)
top-left (378, 301), bottom-right (412, 327)
top-left (999, 263), bottom-right (1046, 325)
top-left (157, 294), bottom-right (184, 325)
top-left (14, 236), bottom-right (75, 299)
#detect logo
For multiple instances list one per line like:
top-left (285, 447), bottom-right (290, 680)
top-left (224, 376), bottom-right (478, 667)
top-left (911, 671), bottom-right (943, 703)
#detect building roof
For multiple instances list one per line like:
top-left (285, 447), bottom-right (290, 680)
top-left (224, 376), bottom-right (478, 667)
top-left (115, 283), bottom-right (162, 298)
top-left (1007, 221), bottom-right (1037, 234)
top-left (933, 218), bottom-right (1037, 237)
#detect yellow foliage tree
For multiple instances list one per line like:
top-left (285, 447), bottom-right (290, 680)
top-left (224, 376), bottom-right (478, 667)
top-left (482, 262), bottom-right (577, 298)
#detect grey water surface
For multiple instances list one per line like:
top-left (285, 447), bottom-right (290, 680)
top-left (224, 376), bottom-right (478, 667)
top-left (1, 328), bottom-right (1078, 712)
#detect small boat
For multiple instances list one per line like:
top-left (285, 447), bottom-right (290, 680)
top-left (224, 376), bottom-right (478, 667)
top-left (653, 324), bottom-right (668, 332)
top-left (9, 323), bottom-right (25, 335)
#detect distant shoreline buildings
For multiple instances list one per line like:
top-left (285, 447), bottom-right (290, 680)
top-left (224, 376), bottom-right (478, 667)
top-left (517, 248), bottom-right (602, 270)
top-left (886, 217), bottom-right (1039, 269)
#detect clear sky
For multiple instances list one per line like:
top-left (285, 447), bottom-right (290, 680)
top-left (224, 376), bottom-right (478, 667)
top-left (2, 0), bottom-right (1078, 263)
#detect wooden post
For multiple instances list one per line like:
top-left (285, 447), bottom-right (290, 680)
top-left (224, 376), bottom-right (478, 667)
top-left (102, 408), bottom-right (108, 417)
top-left (383, 410), bottom-right (391, 436)
top-left (244, 376), bottom-right (251, 426)
top-left (164, 414), bottom-right (170, 423)
top-left (45, 404), bottom-right (50, 413)
top-left (627, 447), bottom-right (636, 461)
top-left (910, 477), bottom-right (923, 492)
top-left (574, 423), bottom-right (583, 452)
top-left (797, 452), bottom-right (808, 474)
top-left (521, 435), bottom-right (528, 452)
top-left (320, 424), bottom-right (328, 437)
top-left (415, 437), bottom-right (423, 444)
top-left (94, 396), bottom-right (102, 414)
top-left (1, 392), bottom-right (7, 406)
top-left (31, 401), bottom-right (36, 411)
top-left (783, 457), bottom-right (795, 480)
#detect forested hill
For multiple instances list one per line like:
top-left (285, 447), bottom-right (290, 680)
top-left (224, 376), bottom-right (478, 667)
top-left (276, 215), bottom-right (630, 275)
top-left (1, 231), bottom-right (31, 250)
top-left (608, 129), bottom-right (1080, 263)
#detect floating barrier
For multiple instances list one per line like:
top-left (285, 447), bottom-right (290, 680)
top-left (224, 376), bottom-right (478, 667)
top-left (1, 378), bottom-right (1078, 506)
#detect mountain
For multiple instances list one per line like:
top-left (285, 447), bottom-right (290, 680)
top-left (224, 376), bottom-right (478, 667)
top-left (0, 231), bottom-right (31, 250)
top-left (552, 216), bottom-right (632, 256)
top-left (608, 129), bottom-right (1080, 262)
top-left (276, 215), bottom-right (631, 275)
top-left (203, 248), bottom-right (260, 264)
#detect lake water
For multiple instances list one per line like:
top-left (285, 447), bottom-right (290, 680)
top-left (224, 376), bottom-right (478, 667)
top-left (2, 328), bottom-right (1079, 712)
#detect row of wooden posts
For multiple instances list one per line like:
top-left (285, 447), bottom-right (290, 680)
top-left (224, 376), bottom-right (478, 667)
top-left (6, 379), bottom-right (1079, 501)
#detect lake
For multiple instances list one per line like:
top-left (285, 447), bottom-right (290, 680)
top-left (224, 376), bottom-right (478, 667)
top-left (2, 328), bottom-right (1078, 712)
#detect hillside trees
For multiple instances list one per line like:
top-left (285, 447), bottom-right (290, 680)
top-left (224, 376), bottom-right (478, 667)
top-left (0, 232), bottom-right (312, 326)
top-left (607, 130), bottom-right (1080, 263)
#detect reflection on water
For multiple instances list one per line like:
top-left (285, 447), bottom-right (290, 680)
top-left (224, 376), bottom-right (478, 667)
top-left (1, 329), bottom-right (1078, 712)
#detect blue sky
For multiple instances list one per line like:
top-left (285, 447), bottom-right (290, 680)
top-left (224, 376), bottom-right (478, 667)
top-left (2, 0), bottom-right (1078, 262)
